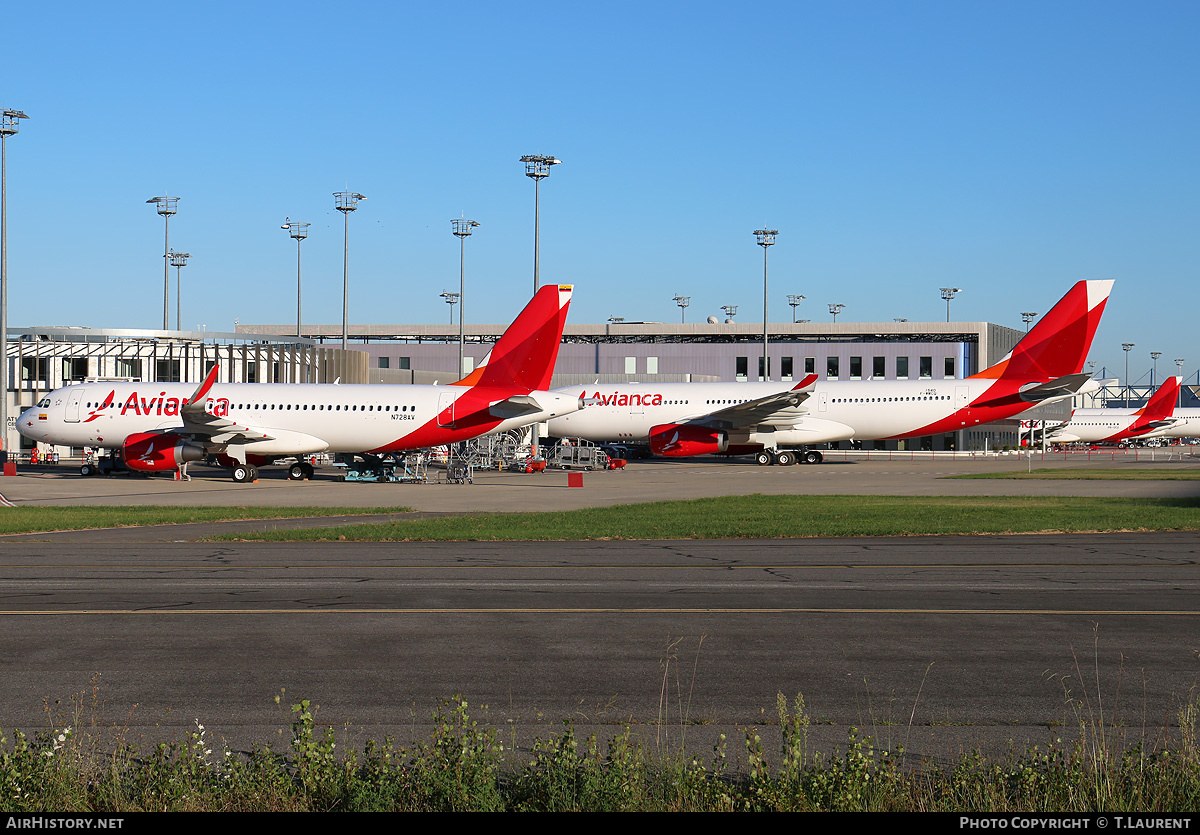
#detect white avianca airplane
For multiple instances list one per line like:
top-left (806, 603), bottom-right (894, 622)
top-left (1044, 376), bottom-right (1181, 444)
top-left (547, 279), bottom-right (1114, 466)
top-left (18, 285), bottom-right (583, 482)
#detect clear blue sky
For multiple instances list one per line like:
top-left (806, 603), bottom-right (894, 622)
top-left (3, 1), bottom-right (1196, 384)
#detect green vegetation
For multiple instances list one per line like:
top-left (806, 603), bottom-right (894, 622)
top-left (212, 495), bottom-right (1200, 541)
top-left (951, 468), bottom-right (1200, 481)
top-left (0, 506), bottom-right (410, 536)
top-left (3, 694), bottom-right (1198, 812)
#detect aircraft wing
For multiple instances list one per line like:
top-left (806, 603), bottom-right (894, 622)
top-left (686, 374), bottom-right (819, 429)
top-left (177, 366), bottom-right (277, 444)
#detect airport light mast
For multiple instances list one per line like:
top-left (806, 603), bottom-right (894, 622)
top-left (1, 108), bottom-right (29, 460)
top-left (940, 287), bottom-right (961, 322)
top-left (754, 229), bottom-right (777, 381)
top-left (282, 219), bottom-right (309, 338)
top-left (147, 195), bottom-right (179, 330)
top-left (168, 250), bottom-right (190, 330)
top-left (521, 155), bottom-right (558, 457)
top-left (721, 305), bottom-right (738, 322)
top-left (1122, 343), bottom-right (1135, 406)
top-left (672, 293), bottom-right (690, 324)
top-left (334, 191), bottom-right (366, 351)
top-left (451, 218), bottom-right (480, 377)
top-left (788, 294), bottom-right (805, 323)
top-left (521, 155), bottom-right (560, 295)
top-left (1176, 358), bottom-right (1186, 407)
top-left (440, 290), bottom-right (460, 324)
top-left (1021, 311), bottom-right (1038, 332)
top-left (1150, 351), bottom-right (1162, 388)
top-left (828, 303), bottom-right (845, 323)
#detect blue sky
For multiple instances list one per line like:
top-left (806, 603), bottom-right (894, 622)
top-left (3, 1), bottom-right (1196, 384)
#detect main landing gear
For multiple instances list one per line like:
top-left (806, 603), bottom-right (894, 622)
top-left (287, 461), bottom-right (316, 481)
top-left (231, 464), bottom-right (258, 483)
top-left (754, 449), bottom-right (824, 466)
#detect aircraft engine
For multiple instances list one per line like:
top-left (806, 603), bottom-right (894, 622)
top-left (649, 423), bottom-right (728, 457)
top-left (123, 432), bottom-right (206, 472)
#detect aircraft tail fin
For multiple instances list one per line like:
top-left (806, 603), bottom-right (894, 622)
top-left (969, 280), bottom-right (1113, 382)
top-left (451, 285), bottom-right (572, 391)
top-left (1135, 376), bottom-right (1181, 418)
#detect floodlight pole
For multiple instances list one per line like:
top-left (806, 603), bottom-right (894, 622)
top-left (1122, 343), bottom-right (1135, 406)
top-left (672, 294), bottom-right (690, 324)
top-left (440, 290), bottom-right (460, 324)
top-left (754, 229), bottom-right (777, 381)
top-left (1, 108), bottom-right (29, 459)
top-left (1021, 312), bottom-right (1038, 333)
top-left (168, 250), bottom-right (190, 330)
top-left (282, 219), bottom-right (310, 338)
top-left (334, 191), bottom-right (366, 351)
top-left (1176, 359), bottom-right (1185, 407)
top-left (828, 303), bottom-right (845, 323)
top-left (147, 195), bottom-right (179, 330)
top-left (1150, 352), bottom-right (1162, 388)
top-left (452, 219), bottom-right (480, 376)
top-left (940, 287), bottom-right (961, 322)
top-left (787, 294), bottom-right (805, 323)
top-left (521, 155), bottom-right (560, 296)
top-left (521, 155), bottom-right (559, 456)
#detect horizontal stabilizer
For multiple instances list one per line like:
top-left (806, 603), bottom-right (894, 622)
top-left (1018, 373), bottom-right (1097, 403)
top-left (486, 394), bottom-right (545, 421)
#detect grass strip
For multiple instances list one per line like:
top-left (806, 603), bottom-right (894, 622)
top-left (6, 694), bottom-right (1199, 811)
top-left (949, 468), bottom-right (1200, 480)
top-left (212, 494), bottom-right (1200, 541)
top-left (0, 506), bottom-right (411, 535)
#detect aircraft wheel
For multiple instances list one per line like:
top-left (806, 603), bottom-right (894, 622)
top-left (231, 465), bottom-right (252, 483)
top-left (301, 463), bottom-right (315, 480)
top-left (754, 451), bottom-right (774, 466)
top-left (775, 450), bottom-right (796, 467)
top-left (287, 463), bottom-right (305, 480)
top-left (804, 450), bottom-right (823, 465)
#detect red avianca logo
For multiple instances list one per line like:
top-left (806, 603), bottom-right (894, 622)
top-left (84, 390), bottom-right (231, 419)
top-left (589, 391), bottom-right (665, 407)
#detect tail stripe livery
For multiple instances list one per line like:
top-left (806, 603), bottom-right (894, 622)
top-left (970, 279), bottom-right (1113, 382)
top-left (451, 285), bottom-right (572, 390)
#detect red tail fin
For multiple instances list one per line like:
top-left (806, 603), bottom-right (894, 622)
top-left (1136, 376), bottom-right (1181, 418)
top-left (970, 280), bottom-right (1113, 381)
top-left (451, 285), bottom-right (572, 391)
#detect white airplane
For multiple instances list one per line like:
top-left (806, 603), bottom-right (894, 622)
top-left (547, 280), bottom-right (1113, 465)
top-left (1045, 376), bottom-right (1181, 444)
top-left (1141, 407), bottom-right (1200, 441)
top-left (19, 285), bottom-right (584, 482)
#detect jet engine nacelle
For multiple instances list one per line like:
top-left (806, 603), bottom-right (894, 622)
top-left (123, 432), bottom-right (207, 472)
top-left (649, 423), bottom-right (728, 457)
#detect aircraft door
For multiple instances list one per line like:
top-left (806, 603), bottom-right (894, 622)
top-left (955, 386), bottom-right (970, 408)
top-left (65, 389), bottom-right (85, 423)
top-left (818, 391), bottom-right (828, 413)
top-left (436, 392), bottom-right (456, 427)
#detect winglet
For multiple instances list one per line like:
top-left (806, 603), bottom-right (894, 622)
top-left (970, 280), bottom-right (1114, 381)
top-left (791, 373), bottom-right (819, 392)
top-left (452, 284), bottom-right (572, 391)
top-left (182, 365), bottom-right (220, 413)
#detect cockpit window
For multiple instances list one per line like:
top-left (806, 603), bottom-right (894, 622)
top-left (37, 398), bottom-right (51, 408)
